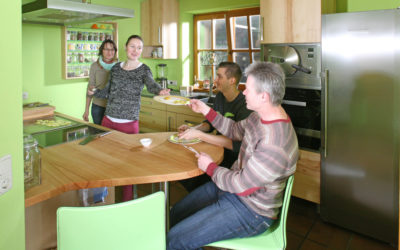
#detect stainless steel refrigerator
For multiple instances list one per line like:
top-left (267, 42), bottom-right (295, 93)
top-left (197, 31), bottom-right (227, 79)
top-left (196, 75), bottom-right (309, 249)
top-left (321, 9), bottom-right (399, 244)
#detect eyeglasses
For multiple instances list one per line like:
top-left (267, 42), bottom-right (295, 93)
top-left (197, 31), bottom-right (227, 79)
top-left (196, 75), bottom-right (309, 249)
top-left (103, 48), bottom-right (115, 52)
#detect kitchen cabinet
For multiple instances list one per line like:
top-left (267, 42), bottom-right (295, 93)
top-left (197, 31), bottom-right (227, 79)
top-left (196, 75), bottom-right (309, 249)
top-left (139, 97), bottom-right (167, 133)
top-left (292, 150), bottom-right (320, 204)
top-left (62, 22), bottom-right (118, 79)
top-left (260, 0), bottom-right (336, 43)
top-left (139, 96), bottom-right (204, 133)
top-left (140, 0), bottom-right (179, 59)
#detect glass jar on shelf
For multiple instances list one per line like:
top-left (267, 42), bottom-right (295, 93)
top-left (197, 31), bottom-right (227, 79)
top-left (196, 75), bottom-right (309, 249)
top-left (88, 32), bottom-right (93, 41)
top-left (93, 32), bottom-right (99, 41)
top-left (70, 31), bottom-right (77, 41)
top-left (66, 30), bottom-right (71, 40)
top-left (23, 134), bottom-right (41, 190)
top-left (99, 32), bottom-right (105, 41)
top-left (77, 31), bottom-right (83, 41)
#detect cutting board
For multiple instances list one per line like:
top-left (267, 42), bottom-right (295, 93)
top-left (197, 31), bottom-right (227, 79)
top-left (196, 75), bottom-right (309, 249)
top-left (23, 103), bottom-right (55, 121)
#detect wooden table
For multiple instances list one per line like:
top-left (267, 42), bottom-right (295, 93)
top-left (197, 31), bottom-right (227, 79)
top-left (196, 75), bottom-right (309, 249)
top-left (25, 131), bottom-right (224, 228)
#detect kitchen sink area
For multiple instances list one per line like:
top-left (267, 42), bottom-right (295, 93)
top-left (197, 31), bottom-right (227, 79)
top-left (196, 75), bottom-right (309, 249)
top-left (23, 115), bottom-right (109, 148)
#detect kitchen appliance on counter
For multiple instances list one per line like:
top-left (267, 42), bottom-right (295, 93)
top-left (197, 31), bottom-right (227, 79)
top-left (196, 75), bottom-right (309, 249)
top-left (262, 43), bottom-right (322, 151)
top-left (156, 63), bottom-right (168, 89)
top-left (321, 9), bottom-right (399, 244)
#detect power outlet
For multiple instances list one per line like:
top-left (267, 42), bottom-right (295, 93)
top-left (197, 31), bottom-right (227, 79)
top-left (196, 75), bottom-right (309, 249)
top-left (23, 92), bottom-right (29, 100)
top-left (168, 80), bottom-right (177, 86)
top-left (0, 155), bottom-right (12, 196)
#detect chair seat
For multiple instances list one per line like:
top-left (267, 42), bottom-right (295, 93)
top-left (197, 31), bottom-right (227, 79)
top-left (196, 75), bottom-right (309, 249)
top-left (206, 175), bottom-right (294, 250)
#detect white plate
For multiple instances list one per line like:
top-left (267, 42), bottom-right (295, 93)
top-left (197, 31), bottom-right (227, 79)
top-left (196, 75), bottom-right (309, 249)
top-left (153, 95), bottom-right (190, 106)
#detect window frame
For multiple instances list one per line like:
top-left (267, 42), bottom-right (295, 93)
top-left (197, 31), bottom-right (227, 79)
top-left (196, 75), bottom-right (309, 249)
top-left (193, 7), bottom-right (260, 83)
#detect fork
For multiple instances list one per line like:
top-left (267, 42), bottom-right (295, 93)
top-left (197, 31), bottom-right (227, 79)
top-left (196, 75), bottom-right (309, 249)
top-left (181, 144), bottom-right (200, 155)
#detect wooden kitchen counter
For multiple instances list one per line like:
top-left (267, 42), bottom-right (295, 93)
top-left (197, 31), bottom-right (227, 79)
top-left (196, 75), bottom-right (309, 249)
top-left (25, 131), bottom-right (224, 207)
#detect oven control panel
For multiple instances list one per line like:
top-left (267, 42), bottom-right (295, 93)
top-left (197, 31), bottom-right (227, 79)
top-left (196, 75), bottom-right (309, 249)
top-left (262, 43), bottom-right (321, 90)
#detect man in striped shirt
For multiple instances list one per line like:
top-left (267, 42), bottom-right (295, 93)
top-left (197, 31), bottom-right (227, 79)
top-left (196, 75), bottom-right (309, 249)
top-left (167, 61), bottom-right (299, 250)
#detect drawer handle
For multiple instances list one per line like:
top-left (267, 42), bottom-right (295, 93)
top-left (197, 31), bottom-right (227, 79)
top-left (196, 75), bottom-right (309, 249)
top-left (140, 111), bottom-right (152, 116)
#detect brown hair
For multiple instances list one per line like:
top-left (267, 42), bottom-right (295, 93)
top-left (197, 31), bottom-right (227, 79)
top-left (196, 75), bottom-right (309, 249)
top-left (125, 35), bottom-right (144, 46)
top-left (98, 39), bottom-right (117, 56)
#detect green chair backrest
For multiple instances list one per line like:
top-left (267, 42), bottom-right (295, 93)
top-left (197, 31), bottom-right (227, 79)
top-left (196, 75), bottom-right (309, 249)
top-left (57, 191), bottom-right (165, 250)
top-left (207, 175), bottom-right (294, 250)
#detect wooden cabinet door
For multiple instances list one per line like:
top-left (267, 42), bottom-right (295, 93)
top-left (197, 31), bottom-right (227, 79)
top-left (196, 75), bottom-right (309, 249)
top-left (141, 0), bottom-right (162, 46)
top-left (176, 113), bottom-right (205, 127)
top-left (260, 0), bottom-right (321, 43)
top-left (167, 112), bottom-right (177, 132)
top-left (141, 0), bottom-right (178, 59)
top-left (139, 106), bottom-right (167, 132)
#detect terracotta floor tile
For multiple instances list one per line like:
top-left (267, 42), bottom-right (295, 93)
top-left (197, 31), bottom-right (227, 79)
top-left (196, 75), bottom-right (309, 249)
top-left (287, 210), bottom-right (316, 237)
top-left (287, 231), bottom-right (304, 250)
top-left (307, 218), bottom-right (351, 249)
top-left (300, 239), bottom-right (328, 250)
top-left (349, 234), bottom-right (396, 250)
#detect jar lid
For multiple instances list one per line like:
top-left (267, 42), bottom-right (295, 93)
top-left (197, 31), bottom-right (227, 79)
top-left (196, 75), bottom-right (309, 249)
top-left (23, 134), bottom-right (38, 148)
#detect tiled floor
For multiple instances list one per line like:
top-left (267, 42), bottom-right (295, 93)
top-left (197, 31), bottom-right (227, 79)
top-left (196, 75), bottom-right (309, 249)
top-left (137, 182), bottom-right (397, 250)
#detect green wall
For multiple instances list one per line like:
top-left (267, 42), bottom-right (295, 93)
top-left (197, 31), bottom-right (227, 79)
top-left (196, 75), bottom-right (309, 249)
top-left (0, 0), bottom-right (25, 249)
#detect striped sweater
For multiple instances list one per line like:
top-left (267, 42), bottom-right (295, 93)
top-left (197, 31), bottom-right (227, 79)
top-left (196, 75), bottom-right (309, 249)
top-left (94, 63), bottom-right (162, 120)
top-left (205, 109), bottom-right (299, 218)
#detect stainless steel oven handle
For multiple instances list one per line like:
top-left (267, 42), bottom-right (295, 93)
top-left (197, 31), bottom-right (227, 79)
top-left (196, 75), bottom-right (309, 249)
top-left (324, 69), bottom-right (329, 158)
top-left (282, 100), bottom-right (307, 107)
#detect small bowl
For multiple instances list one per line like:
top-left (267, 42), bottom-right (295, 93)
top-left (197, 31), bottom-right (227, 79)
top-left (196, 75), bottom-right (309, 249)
top-left (140, 138), bottom-right (152, 147)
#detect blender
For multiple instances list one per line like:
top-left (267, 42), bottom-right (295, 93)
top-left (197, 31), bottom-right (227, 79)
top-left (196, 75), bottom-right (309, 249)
top-left (156, 63), bottom-right (168, 89)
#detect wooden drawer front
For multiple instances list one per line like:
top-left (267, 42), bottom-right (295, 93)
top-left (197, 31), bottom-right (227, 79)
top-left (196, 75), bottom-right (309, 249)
top-left (141, 96), bottom-right (166, 111)
top-left (292, 150), bottom-right (321, 204)
top-left (176, 113), bottom-right (205, 127)
top-left (139, 106), bottom-right (166, 132)
top-left (167, 105), bottom-right (203, 116)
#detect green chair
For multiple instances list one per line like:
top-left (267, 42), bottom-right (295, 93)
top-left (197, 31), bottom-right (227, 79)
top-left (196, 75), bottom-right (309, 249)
top-left (57, 191), bottom-right (165, 250)
top-left (207, 175), bottom-right (294, 250)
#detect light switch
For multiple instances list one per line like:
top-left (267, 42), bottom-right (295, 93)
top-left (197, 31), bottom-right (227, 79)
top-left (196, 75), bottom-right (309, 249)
top-left (0, 155), bottom-right (12, 196)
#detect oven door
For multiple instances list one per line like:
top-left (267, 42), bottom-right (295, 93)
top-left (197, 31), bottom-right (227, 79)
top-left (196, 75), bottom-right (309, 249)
top-left (282, 87), bottom-right (321, 151)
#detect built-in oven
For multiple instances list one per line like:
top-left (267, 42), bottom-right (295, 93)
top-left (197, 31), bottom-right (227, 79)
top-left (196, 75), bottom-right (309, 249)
top-left (262, 43), bottom-right (322, 151)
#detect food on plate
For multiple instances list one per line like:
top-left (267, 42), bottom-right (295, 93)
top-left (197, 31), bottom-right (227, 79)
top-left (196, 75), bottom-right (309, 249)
top-left (173, 99), bottom-right (187, 105)
top-left (168, 134), bottom-right (200, 144)
top-left (35, 119), bottom-right (72, 127)
top-left (164, 96), bottom-right (171, 100)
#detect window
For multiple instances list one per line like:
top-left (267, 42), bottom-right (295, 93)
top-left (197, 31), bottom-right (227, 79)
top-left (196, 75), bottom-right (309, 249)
top-left (194, 8), bottom-right (261, 83)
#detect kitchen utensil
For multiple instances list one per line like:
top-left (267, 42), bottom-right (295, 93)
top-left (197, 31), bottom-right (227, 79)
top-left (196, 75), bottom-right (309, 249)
top-left (79, 131), bottom-right (111, 145)
top-left (181, 144), bottom-right (199, 155)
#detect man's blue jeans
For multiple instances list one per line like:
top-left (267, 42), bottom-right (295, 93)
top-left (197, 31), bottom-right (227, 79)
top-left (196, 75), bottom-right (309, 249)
top-left (167, 181), bottom-right (274, 250)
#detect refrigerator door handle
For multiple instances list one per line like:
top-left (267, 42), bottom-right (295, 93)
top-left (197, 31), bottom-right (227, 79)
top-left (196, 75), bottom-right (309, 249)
top-left (323, 69), bottom-right (329, 158)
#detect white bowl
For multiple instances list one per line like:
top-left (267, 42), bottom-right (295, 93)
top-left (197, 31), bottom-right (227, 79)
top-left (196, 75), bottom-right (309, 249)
top-left (140, 138), bottom-right (152, 147)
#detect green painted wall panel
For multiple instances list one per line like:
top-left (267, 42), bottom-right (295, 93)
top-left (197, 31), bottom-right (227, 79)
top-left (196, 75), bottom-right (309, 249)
top-left (348, 0), bottom-right (399, 11)
top-left (0, 0), bottom-right (25, 249)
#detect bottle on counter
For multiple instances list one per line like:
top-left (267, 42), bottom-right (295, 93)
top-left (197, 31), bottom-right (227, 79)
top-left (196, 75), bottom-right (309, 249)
top-left (23, 134), bottom-right (41, 190)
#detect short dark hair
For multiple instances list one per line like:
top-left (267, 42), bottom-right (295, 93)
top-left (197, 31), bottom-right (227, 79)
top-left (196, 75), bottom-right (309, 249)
top-left (98, 39), bottom-right (117, 56)
top-left (217, 62), bottom-right (242, 86)
top-left (125, 35), bottom-right (144, 46)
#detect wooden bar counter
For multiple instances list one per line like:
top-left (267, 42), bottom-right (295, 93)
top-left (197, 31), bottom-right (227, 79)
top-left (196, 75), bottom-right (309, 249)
top-left (25, 131), bottom-right (224, 207)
